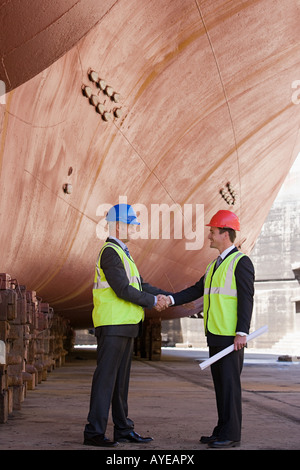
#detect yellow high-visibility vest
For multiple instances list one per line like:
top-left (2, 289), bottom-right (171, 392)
top-left (203, 251), bottom-right (245, 336)
top-left (92, 242), bottom-right (144, 328)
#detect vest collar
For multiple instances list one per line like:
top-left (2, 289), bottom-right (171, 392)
top-left (107, 236), bottom-right (127, 250)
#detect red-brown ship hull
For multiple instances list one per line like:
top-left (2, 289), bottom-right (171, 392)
top-left (0, 0), bottom-right (299, 328)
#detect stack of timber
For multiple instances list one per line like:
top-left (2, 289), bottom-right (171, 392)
top-left (0, 273), bottom-right (74, 423)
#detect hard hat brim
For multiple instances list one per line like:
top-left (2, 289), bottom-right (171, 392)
top-left (127, 216), bottom-right (140, 225)
top-left (205, 222), bottom-right (240, 231)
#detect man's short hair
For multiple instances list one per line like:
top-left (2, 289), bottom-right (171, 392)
top-left (218, 227), bottom-right (236, 243)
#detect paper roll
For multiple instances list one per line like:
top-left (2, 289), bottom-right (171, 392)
top-left (199, 325), bottom-right (268, 370)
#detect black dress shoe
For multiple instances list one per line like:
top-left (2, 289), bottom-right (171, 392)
top-left (208, 439), bottom-right (240, 449)
top-left (83, 435), bottom-right (119, 447)
top-left (200, 435), bottom-right (218, 444)
top-left (116, 431), bottom-right (153, 443)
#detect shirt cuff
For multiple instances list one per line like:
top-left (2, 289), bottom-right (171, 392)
top-left (236, 331), bottom-right (247, 336)
top-left (168, 295), bottom-right (175, 306)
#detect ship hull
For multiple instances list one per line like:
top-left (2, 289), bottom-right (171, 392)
top-left (0, 0), bottom-right (299, 328)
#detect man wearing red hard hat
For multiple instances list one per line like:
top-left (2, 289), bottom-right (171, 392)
top-left (165, 209), bottom-right (255, 448)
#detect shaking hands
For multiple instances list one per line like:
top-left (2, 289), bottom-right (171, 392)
top-left (154, 294), bottom-right (172, 312)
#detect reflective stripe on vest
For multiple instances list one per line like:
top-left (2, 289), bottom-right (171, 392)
top-left (203, 251), bottom-right (245, 336)
top-left (93, 242), bottom-right (140, 289)
top-left (203, 252), bottom-right (244, 297)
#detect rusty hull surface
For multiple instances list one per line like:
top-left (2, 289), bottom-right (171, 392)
top-left (0, 0), bottom-right (300, 328)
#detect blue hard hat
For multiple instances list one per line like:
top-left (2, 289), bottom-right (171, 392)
top-left (105, 204), bottom-right (140, 225)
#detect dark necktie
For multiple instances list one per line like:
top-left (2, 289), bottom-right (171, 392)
top-left (124, 246), bottom-right (131, 258)
top-left (215, 255), bottom-right (222, 269)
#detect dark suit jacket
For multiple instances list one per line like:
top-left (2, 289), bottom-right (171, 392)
top-left (96, 237), bottom-right (171, 337)
top-left (172, 247), bottom-right (255, 346)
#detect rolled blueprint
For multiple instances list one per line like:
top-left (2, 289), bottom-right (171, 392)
top-left (199, 325), bottom-right (268, 370)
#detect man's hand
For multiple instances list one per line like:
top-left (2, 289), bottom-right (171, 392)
top-left (154, 295), bottom-right (170, 312)
top-left (234, 334), bottom-right (247, 351)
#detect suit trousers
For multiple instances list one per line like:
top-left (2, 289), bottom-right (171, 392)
top-left (209, 346), bottom-right (244, 441)
top-left (84, 331), bottom-right (135, 439)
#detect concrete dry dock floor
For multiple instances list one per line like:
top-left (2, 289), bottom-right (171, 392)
top-left (0, 348), bottom-right (299, 451)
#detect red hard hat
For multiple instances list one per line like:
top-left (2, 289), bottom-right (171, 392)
top-left (206, 210), bottom-right (240, 231)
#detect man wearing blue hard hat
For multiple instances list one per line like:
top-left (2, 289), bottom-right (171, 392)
top-left (106, 203), bottom-right (141, 225)
top-left (84, 203), bottom-right (170, 448)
